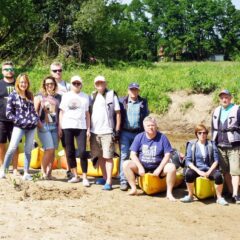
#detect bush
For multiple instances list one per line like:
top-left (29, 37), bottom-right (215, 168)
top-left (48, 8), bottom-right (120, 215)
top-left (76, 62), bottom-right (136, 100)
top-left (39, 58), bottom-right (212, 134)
top-left (188, 68), bottom-right (218, 94)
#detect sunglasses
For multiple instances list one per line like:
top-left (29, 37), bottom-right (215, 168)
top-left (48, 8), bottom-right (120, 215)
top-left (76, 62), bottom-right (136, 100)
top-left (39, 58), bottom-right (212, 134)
top-left (3, 68), bottom-right (14, 72)
top-left (72, 82), bottom-right (81, 87)
top-left (45, 82), bottom-right (54, 87)
top-left (197, 132), bottom-right (207, 135)
top-left (52, 69), bottom-right (62, 73)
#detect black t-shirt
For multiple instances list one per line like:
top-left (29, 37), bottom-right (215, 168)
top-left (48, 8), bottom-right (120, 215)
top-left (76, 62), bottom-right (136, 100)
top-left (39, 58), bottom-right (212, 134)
top-left (0, 79), bottom-right (15, 121)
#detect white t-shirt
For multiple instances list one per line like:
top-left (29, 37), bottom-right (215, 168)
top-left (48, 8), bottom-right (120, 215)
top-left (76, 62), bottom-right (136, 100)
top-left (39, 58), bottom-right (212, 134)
top-left (60, 91), bottom-right (89, 129)
top-left (91, 93), bottom-right (120, 134)
top-left (57, 80), bottom-right (71, 95)
top-left (197, 142), bottom-right (206, 159)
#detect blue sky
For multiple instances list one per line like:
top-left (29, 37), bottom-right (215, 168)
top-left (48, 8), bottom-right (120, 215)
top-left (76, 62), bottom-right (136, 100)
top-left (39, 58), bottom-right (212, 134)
top-left (120, 0), bottom-right (240, 9)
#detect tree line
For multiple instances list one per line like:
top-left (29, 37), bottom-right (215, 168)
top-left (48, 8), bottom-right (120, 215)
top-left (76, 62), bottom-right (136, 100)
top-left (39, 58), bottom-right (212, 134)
top-left (0, 0), bottom-right (240, 65)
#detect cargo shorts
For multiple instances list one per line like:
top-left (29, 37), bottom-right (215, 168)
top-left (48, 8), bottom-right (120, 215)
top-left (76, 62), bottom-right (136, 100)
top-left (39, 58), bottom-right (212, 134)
top-left (90, 133), bottom-right (115, 159)
top-left (218, 147), bottom-right (240, 175)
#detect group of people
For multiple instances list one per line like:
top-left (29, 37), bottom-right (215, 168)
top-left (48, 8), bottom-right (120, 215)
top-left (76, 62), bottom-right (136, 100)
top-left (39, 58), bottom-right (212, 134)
top-left (0, 61), bottom-right (239, 205)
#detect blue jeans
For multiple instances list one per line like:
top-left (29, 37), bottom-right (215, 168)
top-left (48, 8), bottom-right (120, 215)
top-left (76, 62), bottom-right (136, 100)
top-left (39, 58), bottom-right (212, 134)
top-left (3, 126), bottom-right (36, 172)
top-left (120, 130), bottom-right (138, 184)
top-left (38, 123), bottom-right (58, 150)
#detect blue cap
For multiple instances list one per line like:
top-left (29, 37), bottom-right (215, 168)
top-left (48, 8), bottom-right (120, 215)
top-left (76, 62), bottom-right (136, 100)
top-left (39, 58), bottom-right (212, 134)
top-left (219, 89), bottom-right (231, 97)
top-left (128, 82), bottom-right (140, 89)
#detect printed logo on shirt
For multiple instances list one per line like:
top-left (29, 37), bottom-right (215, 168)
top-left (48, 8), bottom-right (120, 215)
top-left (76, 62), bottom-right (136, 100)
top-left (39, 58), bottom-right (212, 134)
top-left (142, 145), bottom-right (157, 163)
top-left (68, 98), bottom-right (81, 110)
top-left (7, 86), bottom-right (14, 95)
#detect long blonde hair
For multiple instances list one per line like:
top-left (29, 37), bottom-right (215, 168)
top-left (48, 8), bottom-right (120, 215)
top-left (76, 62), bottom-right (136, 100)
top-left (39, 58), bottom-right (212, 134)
top-left (15, 74), bottom-right (33, 101)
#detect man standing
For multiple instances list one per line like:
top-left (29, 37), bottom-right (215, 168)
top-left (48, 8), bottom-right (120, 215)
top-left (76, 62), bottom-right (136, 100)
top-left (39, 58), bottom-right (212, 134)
top-left (90, 75), bottom-right (121, 190)
top-left (50, 62), bottom-right (72, 179)
top-left (0, 61), bottom-right (18, 174)
top-left (212, 89), bottom-right (240, 204)
top-left (119, 83), bottom-right (149, 191)
top-left (123, 116), bottom-right (176, 200)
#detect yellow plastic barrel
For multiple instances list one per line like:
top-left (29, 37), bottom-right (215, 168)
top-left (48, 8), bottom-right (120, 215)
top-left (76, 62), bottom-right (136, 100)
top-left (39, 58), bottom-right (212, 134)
top-left (194, 177), bottom-right (215, 199)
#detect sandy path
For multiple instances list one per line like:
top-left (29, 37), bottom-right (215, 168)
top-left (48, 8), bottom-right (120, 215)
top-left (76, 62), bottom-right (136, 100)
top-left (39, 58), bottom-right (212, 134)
top-left (0, 170), bottom-right (239, 240)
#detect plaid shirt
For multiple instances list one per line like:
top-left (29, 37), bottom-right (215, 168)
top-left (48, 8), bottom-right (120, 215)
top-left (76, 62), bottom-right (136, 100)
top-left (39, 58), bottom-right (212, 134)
top-left (124, 98), bottom-right (141, 129)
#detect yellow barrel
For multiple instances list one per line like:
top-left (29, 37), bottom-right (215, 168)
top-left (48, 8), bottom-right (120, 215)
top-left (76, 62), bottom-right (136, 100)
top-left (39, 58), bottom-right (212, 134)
top-left (194, 177), bottom-right (215, 199)
top-left (18, 147), bottom-right (43, 169)
top-left (138, 172), bottom-right (184, 195)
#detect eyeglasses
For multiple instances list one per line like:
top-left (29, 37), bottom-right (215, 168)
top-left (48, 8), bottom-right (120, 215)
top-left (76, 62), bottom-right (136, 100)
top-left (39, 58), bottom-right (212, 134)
top-left (45, 82), bottom-right (54, 87)
top-left (197, 132), bottom-right (207, 135)
top-left (3, 68), bottom-right (14, 72)
top-left (52, 69), bottom-right (62, 73)
top-left (72, 82), bottom-right (81, 87)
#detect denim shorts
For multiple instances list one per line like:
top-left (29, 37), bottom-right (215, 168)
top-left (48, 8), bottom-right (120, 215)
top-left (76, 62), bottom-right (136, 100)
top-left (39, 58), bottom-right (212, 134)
top-left (38, 123), bottom-right (58, 150)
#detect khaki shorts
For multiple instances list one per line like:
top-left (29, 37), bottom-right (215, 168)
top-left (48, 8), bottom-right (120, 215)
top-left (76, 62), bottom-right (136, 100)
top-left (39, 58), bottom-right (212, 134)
top-left (90, 133), bottom-right (115, 159)
top-left (218, 147), bottom-right (240, 175)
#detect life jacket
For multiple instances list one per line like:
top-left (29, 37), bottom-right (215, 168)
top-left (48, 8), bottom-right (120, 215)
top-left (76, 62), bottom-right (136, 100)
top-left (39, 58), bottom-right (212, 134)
top-left (185, 140), bottom-right (214, 166)
top-left (89, 89), bottom-right (117, 130)
top-left (212, 105), bottom-right (240, 143)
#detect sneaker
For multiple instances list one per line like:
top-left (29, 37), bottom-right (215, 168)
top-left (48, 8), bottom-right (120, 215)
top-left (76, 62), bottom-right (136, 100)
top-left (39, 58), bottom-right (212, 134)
top-left (68, 177), bottom-right (79, 183)
top-left (232, 195), bottom-right (240, 204)
top-left (66, 170), bottom-right (74, 180)
top-left (216, 197), bottom-right (228, 206)
top-left (120, 183), bottom-right (128, 191)
top-left (0, 171), bottom-right (6, 179)
top-left (82, 179), bottom-right (90, 187)
top-left (13, 169), bottom-right (21, 176)
top-left (180, 195), bottom-right (193, 203)
top-left (96, 178), bottom-right (106, 185)
top-left (103, 183), bottom-right (112, 191)
top-left (22, 173), bottom-right (32, 181)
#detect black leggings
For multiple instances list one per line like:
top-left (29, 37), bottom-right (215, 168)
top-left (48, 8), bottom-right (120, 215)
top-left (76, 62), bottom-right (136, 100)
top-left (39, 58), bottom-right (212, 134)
top-left (63, 129), bottom-right (88, 172)
top-left (185, 168), bottom-right (223, 185)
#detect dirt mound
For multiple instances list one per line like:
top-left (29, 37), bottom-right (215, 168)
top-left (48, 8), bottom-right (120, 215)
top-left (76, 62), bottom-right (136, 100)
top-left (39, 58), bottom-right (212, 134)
top-left (155, 91), bottom-right (215, 134)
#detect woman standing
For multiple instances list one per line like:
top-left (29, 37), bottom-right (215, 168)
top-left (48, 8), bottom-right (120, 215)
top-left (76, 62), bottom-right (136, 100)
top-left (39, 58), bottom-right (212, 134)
top-left (34, 76), bottom-right (61, 179)
top-left (0, 74), bottom-right (39, 180)
top-left (59, 76), bottom-right (90, 186)
top-left (180, 124), bottom-right (228, 205)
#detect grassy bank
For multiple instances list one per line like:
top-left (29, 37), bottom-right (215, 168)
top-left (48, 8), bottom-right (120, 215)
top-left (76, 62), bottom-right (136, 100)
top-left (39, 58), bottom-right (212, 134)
top-left (13, 61), bottom-right (240, 113)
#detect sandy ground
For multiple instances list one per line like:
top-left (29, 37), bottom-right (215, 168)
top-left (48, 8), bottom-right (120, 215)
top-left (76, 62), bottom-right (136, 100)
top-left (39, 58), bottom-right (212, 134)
top-left (1, 91), bottom-right (240, 240)
top-left (0, 170), bottom-right (239, 240)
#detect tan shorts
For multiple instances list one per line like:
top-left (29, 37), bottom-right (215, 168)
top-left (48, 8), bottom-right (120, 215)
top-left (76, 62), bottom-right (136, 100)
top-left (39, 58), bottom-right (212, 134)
top-left (90, 133), bottom-right (115, 159)
top-left (218, 147), bottom-right (240, 175)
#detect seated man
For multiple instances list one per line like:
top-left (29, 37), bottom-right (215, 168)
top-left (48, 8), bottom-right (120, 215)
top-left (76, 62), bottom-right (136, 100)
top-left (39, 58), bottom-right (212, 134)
top-left (123, 116), bottom-right (177, 201)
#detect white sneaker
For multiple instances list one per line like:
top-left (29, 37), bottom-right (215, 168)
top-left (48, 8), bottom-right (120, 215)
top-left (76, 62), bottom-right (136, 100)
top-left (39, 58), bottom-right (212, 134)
top-left (22, 173), bottom-right (32, 181)
top-left (0, 171), bottom-right (6, 179)
top-left (82, 179), bottom-right (90, 187)
top-left (68, 177), bottom-right (79, 183)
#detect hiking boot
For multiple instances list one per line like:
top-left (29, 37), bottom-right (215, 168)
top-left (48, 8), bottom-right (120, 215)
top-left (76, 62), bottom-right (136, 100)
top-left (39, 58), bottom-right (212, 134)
top-left (216, 197), bottom-right (228, 206)
top-left (22, 173), bottom-right (32, 181)
top-left (232, 195), bottom-right (240, 204)
top-left (82, 179), bottom-right (90, 187)
top-left (120, 183), bottom-right (128, 191)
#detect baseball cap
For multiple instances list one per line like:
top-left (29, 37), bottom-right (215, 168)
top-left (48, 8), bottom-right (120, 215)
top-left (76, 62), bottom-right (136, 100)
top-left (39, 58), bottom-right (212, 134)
top-left (128, 82), bottom-right (140, 89)
top-left (71, 75), bottom-right (82, 83)
top-left (94, 75), bottom-right (106, 83)
top-left (219, 89), bottom-right (231, 97)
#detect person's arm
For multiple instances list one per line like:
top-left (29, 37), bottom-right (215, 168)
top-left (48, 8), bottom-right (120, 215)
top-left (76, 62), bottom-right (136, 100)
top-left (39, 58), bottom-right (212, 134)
top-left (115, 110), bottom-right (121, 132)
top-left (153, 152), bottom-right (171, 176)
top-left (86, 111), bottom-right (91, 138)
top-left (58, 109), bottom-right (64, 138)
top-left (205, 141), bottom-right (219, 177)
top-left (33, 95), bottom-right (43, 128)
top-left (6, 93), bottom-right (16, 122)
top-left (130, 151), bottom-right (145, 176)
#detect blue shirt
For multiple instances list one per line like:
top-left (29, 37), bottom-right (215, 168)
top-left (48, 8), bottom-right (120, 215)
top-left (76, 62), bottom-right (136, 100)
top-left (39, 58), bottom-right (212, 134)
top-left (130, 131), bottom-right (172, 170)
top-left (185, 140), bottom-right (219, 171)
top-left (220, 103), bottom-right (234, 123)
top-left (124, 98), bottom-right (141, 129)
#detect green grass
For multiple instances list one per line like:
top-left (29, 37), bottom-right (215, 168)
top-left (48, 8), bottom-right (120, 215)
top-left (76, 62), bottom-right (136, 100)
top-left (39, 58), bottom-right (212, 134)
top-left (7, 61), bottom-right (240, 114)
